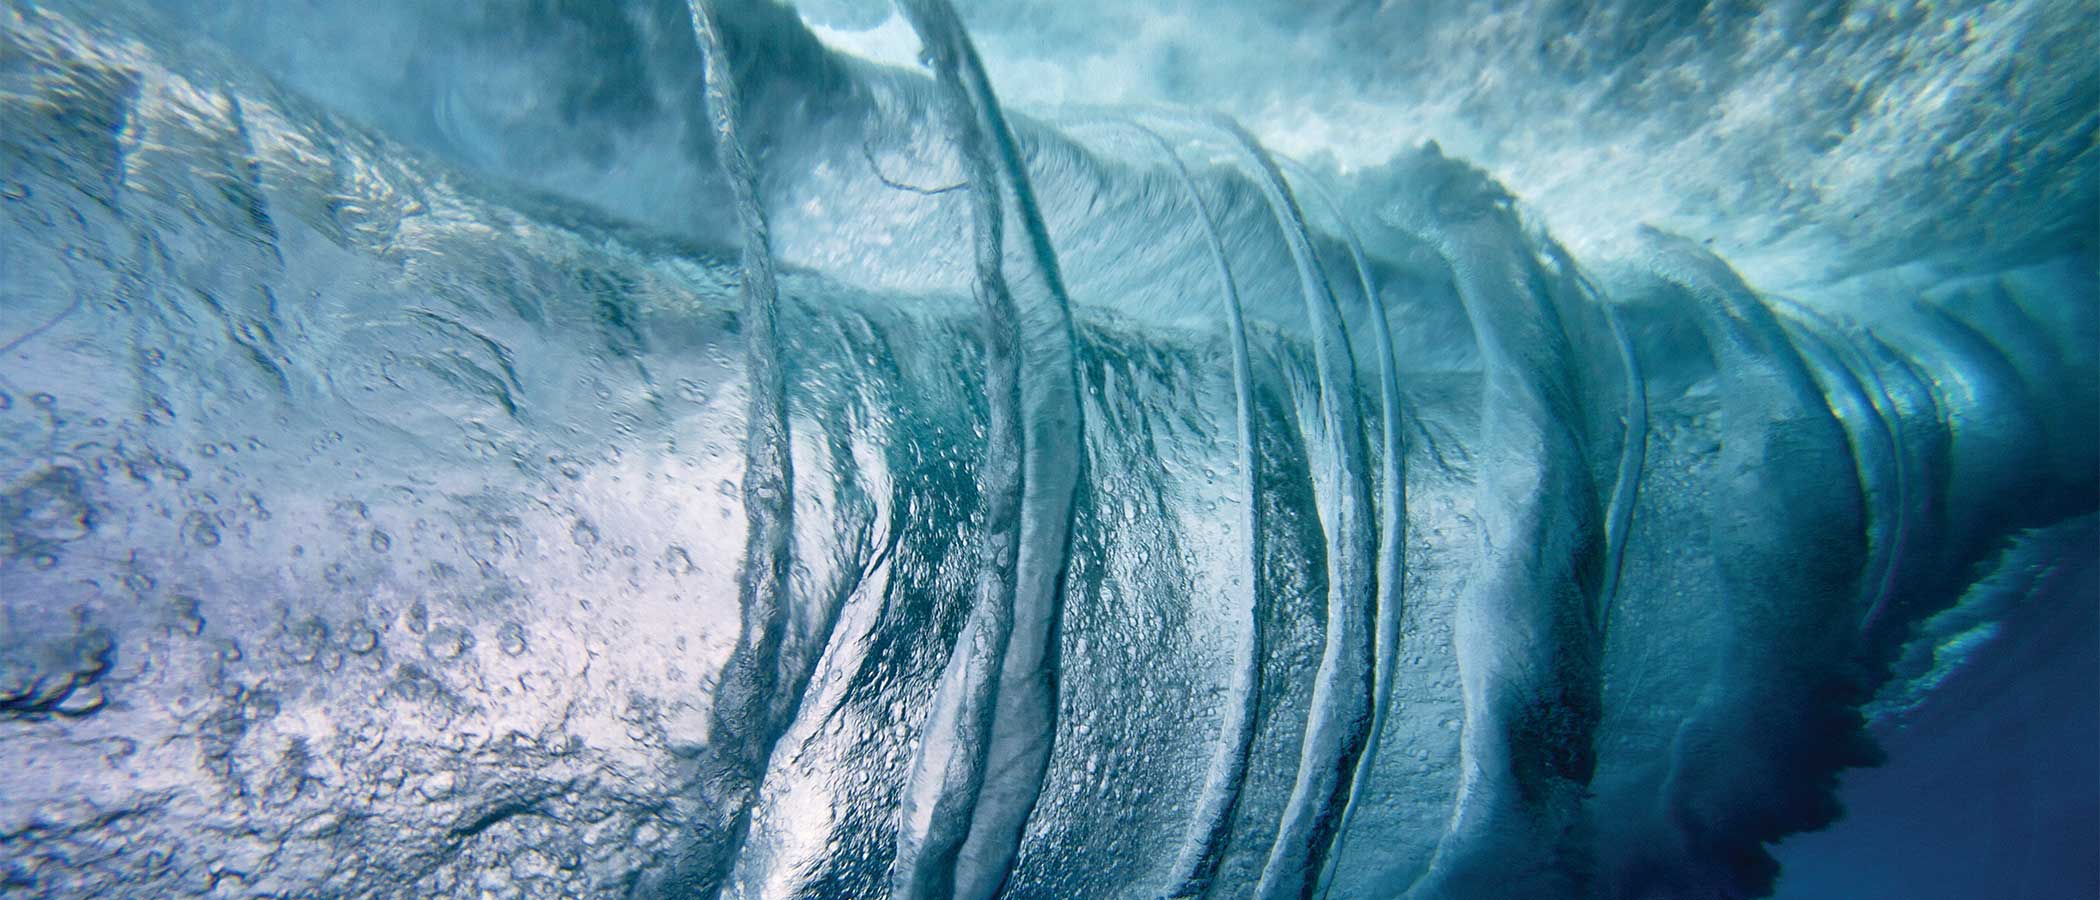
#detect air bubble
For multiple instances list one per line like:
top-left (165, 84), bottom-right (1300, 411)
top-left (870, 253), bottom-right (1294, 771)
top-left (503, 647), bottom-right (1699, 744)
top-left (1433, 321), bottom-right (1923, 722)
top-left (171, 596), bottom-right (206, 636)
top-left (423, 625), bottom-right (470, 660)
top-left (418, 771), bottom-right (457, 800)
top-left (497, 622), bottom-right (527, 656)
top-left (287, 619), bottom-right (329, 664)
top-left (186, 513), bottom-right (221, 548)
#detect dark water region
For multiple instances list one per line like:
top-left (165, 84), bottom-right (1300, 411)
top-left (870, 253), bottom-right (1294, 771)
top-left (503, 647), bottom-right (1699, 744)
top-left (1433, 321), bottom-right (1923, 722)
top-left (1775, 525), bottom-right (2099, 900)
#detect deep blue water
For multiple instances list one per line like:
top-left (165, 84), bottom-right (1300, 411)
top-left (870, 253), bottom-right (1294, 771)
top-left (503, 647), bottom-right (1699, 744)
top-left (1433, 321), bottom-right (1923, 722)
top-left (1776, 529), bottom-right (2099, 900)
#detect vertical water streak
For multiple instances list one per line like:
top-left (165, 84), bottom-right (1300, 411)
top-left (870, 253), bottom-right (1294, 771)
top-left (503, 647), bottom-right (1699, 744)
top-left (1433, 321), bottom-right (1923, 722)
top-left (1854, 332), bottom-right (1944, 636)
top-left (1092, 119), bottom-right (1265, 899)
top-left (1769, 298), bottom-right (1910, 637)
top-left (1172, 114), bottom-right (1376, 900)
top-left (1279, 161), bottom-right (1407, 897)
top-left (890, 2), bottom-right (1085, 898)
top-left (1396, 161), bottom-right (1603, 900)
top-left (688, 0), bottom-right (794, 787)
top-left (1595, 300), bottom-right (1648, 631)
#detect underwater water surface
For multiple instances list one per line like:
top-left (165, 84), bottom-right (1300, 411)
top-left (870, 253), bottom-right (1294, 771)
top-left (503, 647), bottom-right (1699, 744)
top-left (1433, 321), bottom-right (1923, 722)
top-left (1, 1), bottom-right (2095, 898)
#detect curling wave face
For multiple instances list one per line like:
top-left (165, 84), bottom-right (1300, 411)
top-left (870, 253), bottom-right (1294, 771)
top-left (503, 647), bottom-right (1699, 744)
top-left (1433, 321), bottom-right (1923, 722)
top-left (0, 2), bottom-right (2094, 898)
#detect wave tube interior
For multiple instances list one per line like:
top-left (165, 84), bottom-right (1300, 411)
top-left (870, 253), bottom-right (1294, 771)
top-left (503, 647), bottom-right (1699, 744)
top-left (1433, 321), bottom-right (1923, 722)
top-left (2, 1), bottom-right (2095, 897)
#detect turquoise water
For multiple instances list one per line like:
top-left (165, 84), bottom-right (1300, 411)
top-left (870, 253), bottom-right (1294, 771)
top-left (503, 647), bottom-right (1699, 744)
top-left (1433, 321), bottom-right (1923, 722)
top-left (1, 1), bottom-right (2093, 897)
